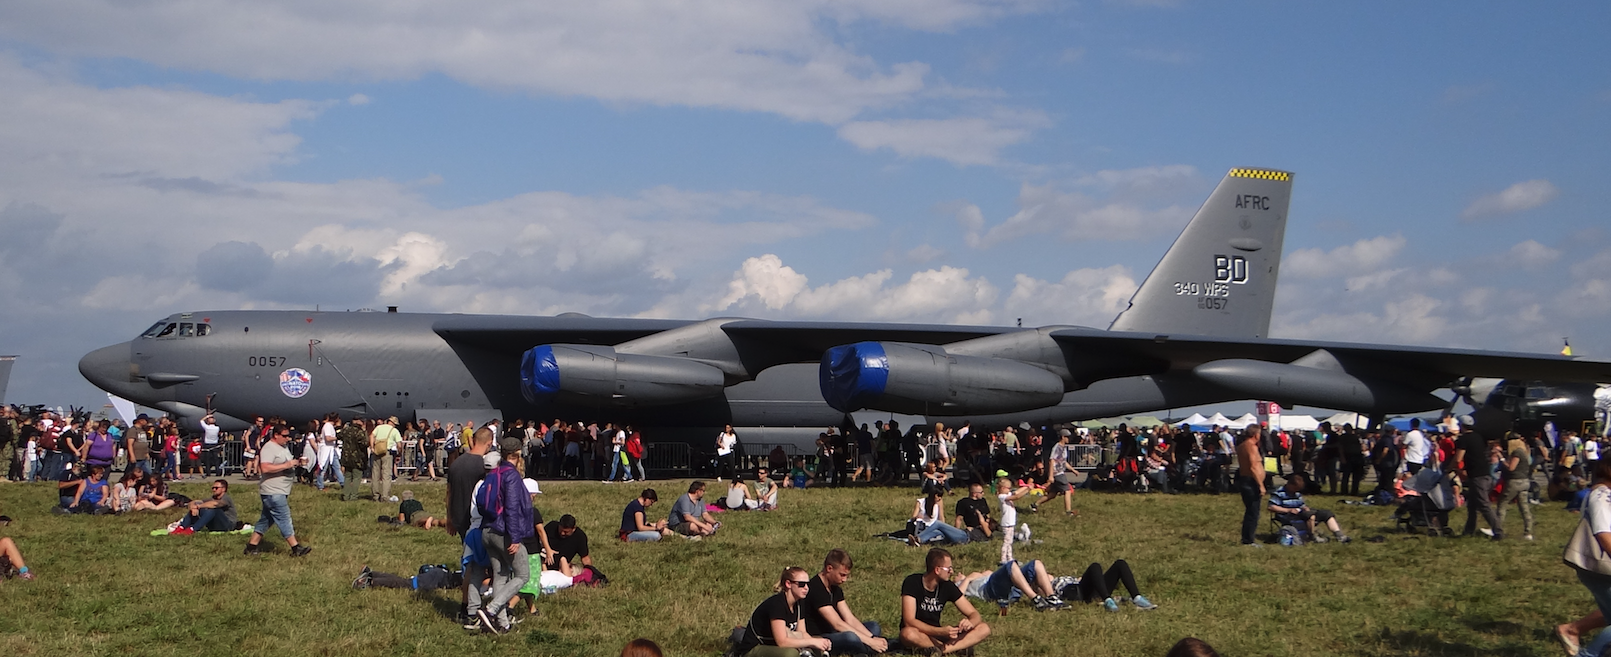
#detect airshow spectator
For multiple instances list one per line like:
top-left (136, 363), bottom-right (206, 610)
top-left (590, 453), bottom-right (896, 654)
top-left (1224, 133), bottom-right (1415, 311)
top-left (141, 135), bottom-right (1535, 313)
top-left (244, 427), bottom-right (312, 557)
top-left (920, 462), bottom-right (948, 495)
top-left (447, 427), bottom-right (494, 630)
top-left (1268, 474), bottom-right (1352, 543)
top-left (0, 536), bottom-right (33, 581)
top-left (1167, 638), bottom-right (1221, 657)
top-left (995, 477), bottom-right (1031, 563)
top-left (476, 438), bottom-right (535, 634)
top-left (82, 421), bottom-right (117, 473)
top-left (722, 475), bottom-right (758, 510)
top-left (243, 416), bottom-right (266, 480)
top-left (1499, 431), bottom-right (1537, 541)
top-left (669, 481), bottom-right (720, 538)
top-left (59, 419), bottom-right (85, 475)
top-left (853, 423), bottom-right (876, 483)
top-left (53, 461), bottom-right (83, 509)
top-left (787, 457), bottom-right (814, 489)
top-left (316, 414), bottom-right (342, 491)
top-left (65, 465), bottom-right (111, 515)
top-left (1336, 424), bottom-right (1367, 496)
top-left (909, 488), bottom-right (969, 546)
top-left (898, 548), bottom-right (991, 655)
top-left (732, 566), bottom-right (833, 657)
top-left (621, 639), bottom-right (663, 657)
top-left (717, 424), bottom-right (738, 481)
top-left (954, 482), bottom-right (994, 543)
top-left (754, 467), bottom-right (779, 510)
top-left (605, 423), bottom-right (630, 483)
top-left (620, 488), bottom-right (673, 542)
top-left (954, 558), bottom-right (1066, 613)
top-left (199, 414), bottom-right (222, 476)
top-left (544, 514), bottom-right (591, 572)
top-left (369, 417), bottom-right (402, 502)
top-left (1455, 430), bottom-right (1503, 540)
top-left (111, 471), bottom-right (139, 513)
top-left (134, 473), bottom-right (176, 511)
top-left (391, 490), bottom-right (441, 529)
top-left (1404, 419), bottom-right (1431, 475)
top-left (626, 426), bottom-right (647, 482)
top-left (802, 549), bottom-right (888, 655)
top-left (171, 479), bottom-right (239, 534)
top-left (339, 418), bottom-right (368, 501)
top-left (1235, 425), bottom-right (1266, 547)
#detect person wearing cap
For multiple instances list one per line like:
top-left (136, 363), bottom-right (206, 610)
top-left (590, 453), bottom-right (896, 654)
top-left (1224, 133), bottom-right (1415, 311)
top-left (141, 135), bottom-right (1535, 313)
top-left (369, 417), bottom-right (402, 502)
top-left (1046, 430), bottom-right (1078, 516)
top-left (475, 436), bottom-right (535, 634)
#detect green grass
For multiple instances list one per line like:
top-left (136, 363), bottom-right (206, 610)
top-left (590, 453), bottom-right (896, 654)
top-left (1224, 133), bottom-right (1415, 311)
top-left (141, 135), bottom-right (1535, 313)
top-left (0, 478), bottom-right (1589, 656)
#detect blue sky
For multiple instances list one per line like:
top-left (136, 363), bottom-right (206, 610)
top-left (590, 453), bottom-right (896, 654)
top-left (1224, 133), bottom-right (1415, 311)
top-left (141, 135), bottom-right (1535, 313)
top-left (1, 1), bottom-right (1608, 410)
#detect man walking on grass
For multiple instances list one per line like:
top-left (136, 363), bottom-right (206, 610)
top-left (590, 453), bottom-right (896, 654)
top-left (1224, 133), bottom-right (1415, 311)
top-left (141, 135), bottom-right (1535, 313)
top-left (476, 437), bottom-right (534, 634)
top-left (244, 427), bottom-right (311, 557)
top-left (447, 426), bottom-right (494, 630)
top-left (369, 417), bottom-right (401, 501)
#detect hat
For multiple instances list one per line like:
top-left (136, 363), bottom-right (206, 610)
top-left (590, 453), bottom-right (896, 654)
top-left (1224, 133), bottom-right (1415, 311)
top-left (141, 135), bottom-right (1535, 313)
top-left (498, 437), bottom-right (522, 454)
top-left (401, 490), bottom-right (414, 501)
top-left (388, 416), bottom-right (399, 424)
top-left (1058, 429), bottom-right (1072, 437)
top-left (523, 478), bottom-right (542, 495)
top-left (995, 469), bottom-right (1009, 479)
top-left (482, 451), bottom-right (501, 470)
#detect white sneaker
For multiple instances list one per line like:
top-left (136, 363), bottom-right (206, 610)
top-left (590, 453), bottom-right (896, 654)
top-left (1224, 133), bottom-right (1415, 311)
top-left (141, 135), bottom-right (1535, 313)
top-left (1478, 528), bottom-right (1494, 537)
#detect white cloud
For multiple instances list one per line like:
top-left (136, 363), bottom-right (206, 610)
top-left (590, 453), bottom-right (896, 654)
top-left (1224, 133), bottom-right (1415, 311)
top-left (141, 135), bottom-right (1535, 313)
top-left (1462, 179), bottom-right (1559, 220)
top-left (347, 93), bottom-right (371, 106)
top-left (0, 1), bottom-right (1042, 126)
top-left (710, 255), bottom-right (998, 323)
top-left (957, 165), bottom-right (1200, 248)
top-left (1506, 239), bottom-right (1562, 269)
top-left (1003, 265), bottom-right (1138, 328)
top-left (1281, 234), bottom-right (1407, 279)
top-left (904, 244), bottom-right (945, 263)
top-left (837, 109), bottom-right (1051, 166)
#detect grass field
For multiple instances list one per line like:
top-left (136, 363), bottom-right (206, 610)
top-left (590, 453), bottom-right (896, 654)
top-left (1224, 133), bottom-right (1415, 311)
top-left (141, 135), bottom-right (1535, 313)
top-left (0, 476), bottom-right (1591, 657)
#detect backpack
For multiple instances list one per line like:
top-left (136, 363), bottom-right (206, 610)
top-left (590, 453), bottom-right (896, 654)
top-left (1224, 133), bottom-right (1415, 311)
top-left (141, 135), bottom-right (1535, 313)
top-left (476, 467), bottom-right (506, 522)
top-left (444, 432), bottom-right (462, 453)
top-left (626, 433), bottom-right (644, 459)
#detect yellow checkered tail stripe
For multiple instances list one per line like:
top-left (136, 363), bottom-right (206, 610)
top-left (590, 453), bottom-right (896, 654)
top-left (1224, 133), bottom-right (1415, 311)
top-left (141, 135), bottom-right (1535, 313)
top-left (1228, 168), bottom-right (1292, 181)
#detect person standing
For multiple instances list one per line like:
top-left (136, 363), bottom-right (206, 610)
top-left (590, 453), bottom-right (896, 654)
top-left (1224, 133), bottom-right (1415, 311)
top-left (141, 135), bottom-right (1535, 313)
top-left (337, 418), bottom-right (367, 501)
top-left (716, 425), bottom-right (738, 482)
top-left (1235, 425), bottom-right (1266, 547)
top-left (316, 414), bottom-right (343, 491)
top-left (1558, 458), bottom-right (1611, 657)
top-left (1499, 431), bottom-right (1536, 541)
top-left (244, 427), bottom-right (311, 556)
top-left (1403, 419), bottom-right (1430, 475)
top-left (446, 427), bottom-right (494, 629)
top-left (1456, 430), bottom-right (1503, 540)
top-left (476, 438), bottom-right (534, 634)
top-left (369, 417), bottom-right (401, 501)
top-left (242, 416), bottom-right (266, 480)
top-left (626, 426), bottom-right (648, 482)
top-left (199, 414), bottom-right (222, 477)
top-left (1336, 424), bottom-right (1366, 496)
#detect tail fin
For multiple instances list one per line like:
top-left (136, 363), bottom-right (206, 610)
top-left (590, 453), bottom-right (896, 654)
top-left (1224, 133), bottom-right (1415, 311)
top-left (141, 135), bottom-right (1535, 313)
top-left (1108, 167), bottom-right (1292, 338)
top-left (0, 355), bottom-right (14, 405)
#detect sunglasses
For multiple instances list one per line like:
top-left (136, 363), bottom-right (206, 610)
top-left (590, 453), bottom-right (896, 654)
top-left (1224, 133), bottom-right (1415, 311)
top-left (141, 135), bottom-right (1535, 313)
top-left (789, 580), bottom-right (811, 588)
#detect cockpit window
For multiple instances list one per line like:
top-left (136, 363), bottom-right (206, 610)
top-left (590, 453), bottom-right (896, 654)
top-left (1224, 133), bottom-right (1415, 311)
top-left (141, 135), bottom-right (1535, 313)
top-left (178, 323), bottom-right (196, 337)
top-left (140, 321), bottom-right (170, 338)
top-left (155, 323), bottom-right (178, 338)
top-left (196, 323), bottom-right (211, 336)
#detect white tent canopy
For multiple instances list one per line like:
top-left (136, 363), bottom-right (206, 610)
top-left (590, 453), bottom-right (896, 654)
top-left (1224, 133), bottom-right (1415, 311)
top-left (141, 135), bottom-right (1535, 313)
top-left (1323, 412), bottom-right (1371, 428)
top-left (1206, 412), bottom-right (1234, 427)
top-left (1176, 412), bottom-right (1210, 427)
top-left (1273, 415), bottom-right (1319, 431)
top-left (1230, 413), bottom-right (1259, 429)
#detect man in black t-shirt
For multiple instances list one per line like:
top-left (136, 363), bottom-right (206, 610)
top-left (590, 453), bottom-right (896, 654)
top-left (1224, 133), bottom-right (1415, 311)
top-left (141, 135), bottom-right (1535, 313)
top-left (803, 549), bottom-right (887, 654)
top-left (544, 514), bottom-right (590, 571)
top-left (899, 548), bottom-right (990, 655)
top-left (953, 483), bottom-right (993, 542)
top-left (1454, 430), bottom-right (1503, 539)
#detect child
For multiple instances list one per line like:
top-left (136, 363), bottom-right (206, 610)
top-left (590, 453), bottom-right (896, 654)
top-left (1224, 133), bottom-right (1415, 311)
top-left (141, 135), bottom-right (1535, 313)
top-left (185, 438), bottom-right (203, 478)
top-left (996, 477), bottom-right (1033, 564)
top-left (23, 435), bottom-right (38, 482)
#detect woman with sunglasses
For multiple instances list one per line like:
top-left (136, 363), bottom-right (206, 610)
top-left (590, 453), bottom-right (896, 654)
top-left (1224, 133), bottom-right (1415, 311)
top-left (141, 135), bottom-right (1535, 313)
top-left (732, 566), bottom-right (833, 657)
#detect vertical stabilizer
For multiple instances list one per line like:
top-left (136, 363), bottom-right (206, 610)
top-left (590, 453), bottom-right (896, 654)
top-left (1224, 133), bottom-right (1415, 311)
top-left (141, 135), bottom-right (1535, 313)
top-left (1109, 167), bottom-right (1292, 338)
top-left (0, 356), bottom-right (14, 405)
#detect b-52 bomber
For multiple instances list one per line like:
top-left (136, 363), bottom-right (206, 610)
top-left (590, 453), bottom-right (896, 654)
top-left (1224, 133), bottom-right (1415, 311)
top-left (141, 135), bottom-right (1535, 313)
top-left (78, 168), bottom-right (1611, 445)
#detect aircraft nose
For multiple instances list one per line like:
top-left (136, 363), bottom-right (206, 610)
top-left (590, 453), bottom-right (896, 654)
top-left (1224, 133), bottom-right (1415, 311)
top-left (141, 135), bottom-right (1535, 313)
top-left (79, 342), bottom-right (133, 392)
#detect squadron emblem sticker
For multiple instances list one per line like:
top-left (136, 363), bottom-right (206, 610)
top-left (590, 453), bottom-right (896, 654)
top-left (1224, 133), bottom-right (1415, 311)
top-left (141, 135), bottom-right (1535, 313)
top-left (279, 368), bottom-right (312, 398)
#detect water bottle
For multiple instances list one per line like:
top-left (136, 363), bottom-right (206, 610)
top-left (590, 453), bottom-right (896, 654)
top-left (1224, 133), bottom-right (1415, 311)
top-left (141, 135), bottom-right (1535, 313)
top-left (1279, 533), bottom-right (1294, 547)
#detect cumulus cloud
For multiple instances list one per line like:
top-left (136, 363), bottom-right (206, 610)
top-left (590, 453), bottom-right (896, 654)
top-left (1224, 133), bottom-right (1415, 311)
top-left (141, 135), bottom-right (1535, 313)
top-left (1281, 234), bottom-right (1407, 279)
top-left (1003, 265), bottom-right (1138, 328)
top-left (837, 109), bottom-right (1051, 166)
top-left (957, 165), bottom-right (1200, 248)
top-left (1462, 179), bottom-right (1559, 220)
top-left (1506, 239), bottom-right (1562, 269)
top-left (710, 254), bottom-right (998, 324)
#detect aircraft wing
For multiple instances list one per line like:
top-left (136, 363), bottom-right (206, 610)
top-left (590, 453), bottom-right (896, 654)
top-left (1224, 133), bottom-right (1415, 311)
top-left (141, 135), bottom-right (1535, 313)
top-left (1049, 328), bottom-right (1611, 385)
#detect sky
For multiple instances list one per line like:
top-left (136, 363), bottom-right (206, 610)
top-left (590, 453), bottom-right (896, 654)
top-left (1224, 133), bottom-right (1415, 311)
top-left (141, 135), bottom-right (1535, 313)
top-left (1, 1), bottom-right (1609, 411)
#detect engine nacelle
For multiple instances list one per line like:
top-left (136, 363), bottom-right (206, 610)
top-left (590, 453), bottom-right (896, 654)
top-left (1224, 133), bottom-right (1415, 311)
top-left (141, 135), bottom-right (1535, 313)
top-left (521, 344), bottom-right (726, 406)
top-left (819, 342), bottom-right (1065, 415)
top-left (1193, 358), bottom-right (1447, 414)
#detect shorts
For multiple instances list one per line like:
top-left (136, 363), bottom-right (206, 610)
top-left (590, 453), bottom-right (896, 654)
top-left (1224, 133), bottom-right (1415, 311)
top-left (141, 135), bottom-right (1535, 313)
top-left (674, 522), bottom-right (699, 536)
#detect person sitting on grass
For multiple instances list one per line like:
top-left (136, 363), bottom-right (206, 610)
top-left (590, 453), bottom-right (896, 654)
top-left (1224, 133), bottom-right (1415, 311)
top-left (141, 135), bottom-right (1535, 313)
top-left (730, 566), bottom-right (834, 657)
top-left (53, 462), bottom-right (85, 511)
top-left (1048, 559), bottom-right (1158, 612)
top-left (787, 457), bottom-right (814, 489)
top-left (722, 474), bottom-right (759, 511)
top-left (908, 488), bottom-right (969, 546)
top-left (1268, 474), bottom-right (1352, 543)
top-left (544, 514), bottom-right (590, 574)
top-left (0, 536), bottom-right (34, 581)
top-left (111, 471), bottom-right (140, 514)
top-left (620, 488), bottom-right (673, 542)
top-left (65, 465), bottom-right (112, 515)
top-left (754, 467), bottom-right (779, 511)
top-left (134, 473), bottom-right (177, 511)
top-left (899, 548), bottom-right (991, 655)
top-left (170, 479), bottom-right (239, 534)
top-left (920, 462), bottom-right (949, 495)
top-left (802, 548), bottom-right (889, 655)
top-left (953, 558), bottom-right (1068, 613)
top-left (669, 481), bottom-right (720, 539)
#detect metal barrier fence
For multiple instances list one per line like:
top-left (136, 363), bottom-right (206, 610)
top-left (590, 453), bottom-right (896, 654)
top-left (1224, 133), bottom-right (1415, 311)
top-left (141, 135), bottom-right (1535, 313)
top-left (645, 442), bottom-right (693, 477)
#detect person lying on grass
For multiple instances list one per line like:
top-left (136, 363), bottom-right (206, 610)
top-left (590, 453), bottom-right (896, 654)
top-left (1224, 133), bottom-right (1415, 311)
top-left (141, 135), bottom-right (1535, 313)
top-left (899, 548), bottom-right (991, 655)
top-left (0, 536), bottom-right (34, 581)
top-left (953, 559), bottom-right (1068, 613)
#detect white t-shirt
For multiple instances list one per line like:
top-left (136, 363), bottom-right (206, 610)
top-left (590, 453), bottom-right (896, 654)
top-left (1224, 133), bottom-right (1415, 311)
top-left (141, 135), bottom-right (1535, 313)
top-left (717, 431), bottom-right (737, 457)
top-left (1404, 430), bottom-right (1429, 464)
top-left (914, 497), bottom-right (943, 528)
top-left (1588, 440), bottom-right (1601, 461)
top-left (997, 492), bottom-right (1018, 529)
top-left (321, 421), bottom-right (338, 443)
top-left (201, 420), bottom-right (221, 445)
top-left (1586, 486), bottom-right (1611, 537)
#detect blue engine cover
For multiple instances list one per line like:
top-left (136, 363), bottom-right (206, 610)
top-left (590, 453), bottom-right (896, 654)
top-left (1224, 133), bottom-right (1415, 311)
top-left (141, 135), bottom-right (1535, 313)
top-left (519, 345), bottom-right (561, 403)
top-left (819, 342), bottom-right (889, 413)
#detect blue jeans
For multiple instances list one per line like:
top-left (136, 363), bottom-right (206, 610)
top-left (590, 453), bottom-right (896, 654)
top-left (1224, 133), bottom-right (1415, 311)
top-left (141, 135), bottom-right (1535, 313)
top-left (625, 530), bottom-right (662, 542)
top-left (916, 521), bottom-right (969, 545)
top-left (316, 461), bottom-right (345, 490)
top-left (253, 494), bottom-right (295, 539)
top-left (182, 507), bottom-right (235, 532)
top-left (607, 450), bottom-right (627, 481)
top-left (982, 560), bottom-right (1038, 603)
top-left (1577, 568), bottom-right (1611, 657)
top-left (823, 621), bottom-right (883, 655)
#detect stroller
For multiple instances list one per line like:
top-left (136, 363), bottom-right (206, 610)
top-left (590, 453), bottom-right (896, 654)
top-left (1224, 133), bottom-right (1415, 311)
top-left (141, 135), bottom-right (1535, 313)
top-left (1394, 467), bottom-right (1456, 536)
